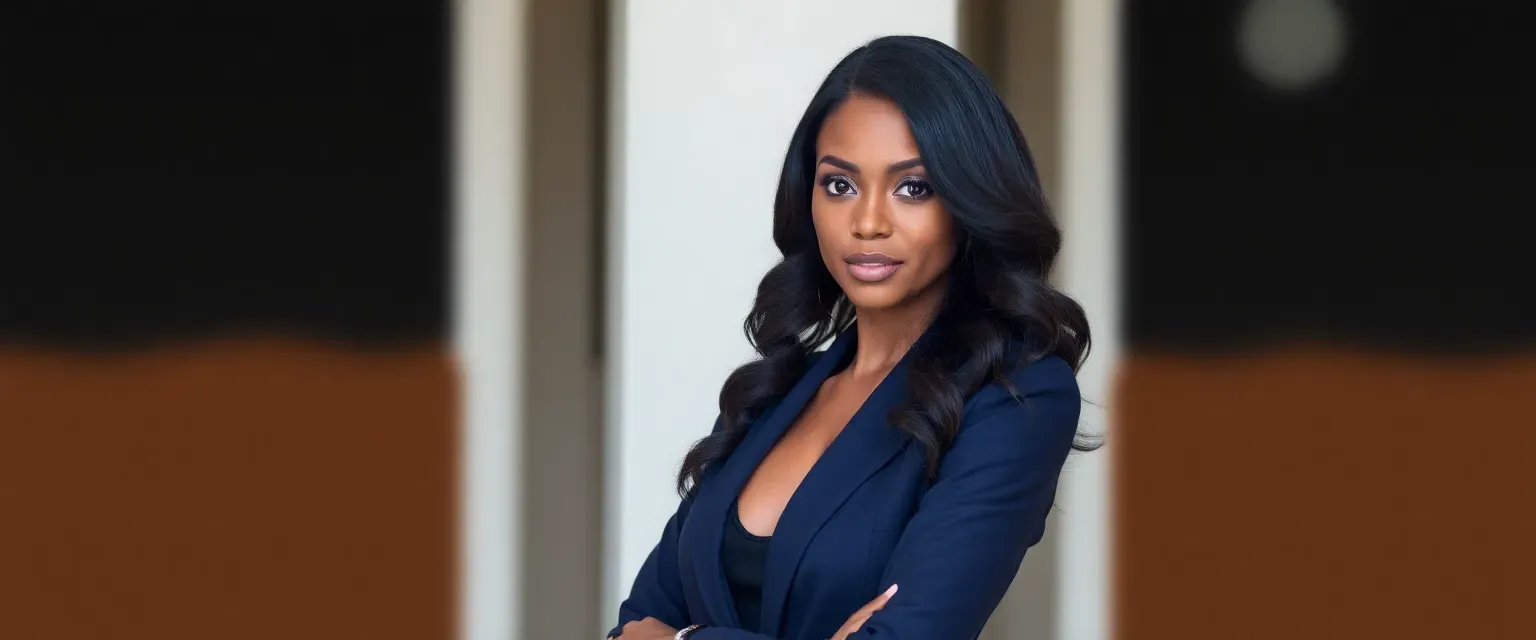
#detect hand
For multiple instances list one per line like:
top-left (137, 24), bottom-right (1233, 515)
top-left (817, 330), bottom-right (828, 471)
top-left (612, 616), bottom-right (677, 640)
top-left (830, 584), bottom-right (898, 640)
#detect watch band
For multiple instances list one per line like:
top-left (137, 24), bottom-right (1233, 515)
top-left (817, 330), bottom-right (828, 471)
top-left (674, 624), bottom-right (705, 639)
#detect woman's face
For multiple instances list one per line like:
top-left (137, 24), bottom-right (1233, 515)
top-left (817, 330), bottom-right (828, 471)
top-left (812, 94), bottom-right (956, 313)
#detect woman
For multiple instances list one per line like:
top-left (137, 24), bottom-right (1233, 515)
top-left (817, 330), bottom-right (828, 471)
top-left (609, 35), bottom-right (1093, 640)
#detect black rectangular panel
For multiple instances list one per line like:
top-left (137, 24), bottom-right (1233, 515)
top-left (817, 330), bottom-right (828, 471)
top-left (1123, 2), bottom-right (1533, 353)
top-left (1, 0), bottom-right (449, 347)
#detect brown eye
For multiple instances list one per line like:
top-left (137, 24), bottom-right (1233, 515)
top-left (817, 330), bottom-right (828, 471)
top-left (896, 179), bottom-right (932, 199)
top-left (822, 176), bottom-right (856, 197)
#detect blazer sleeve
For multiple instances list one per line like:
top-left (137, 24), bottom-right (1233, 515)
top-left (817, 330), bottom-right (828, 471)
top-left (608, 416), bottom-right (725, 639)
top-left (689, 359), bottom-right (1081, 640)
top-left (607, 494), bottom-right (695, 639)
top-left (850, 357), bottom-right (1081, 639)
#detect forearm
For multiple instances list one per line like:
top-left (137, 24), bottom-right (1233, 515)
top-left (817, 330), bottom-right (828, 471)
top-left (691, 627), bottom-right (780, 640)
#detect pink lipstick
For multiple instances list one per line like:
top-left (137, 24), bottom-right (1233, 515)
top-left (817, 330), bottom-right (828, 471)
top-left (844, 252), bottom-right (904, 283)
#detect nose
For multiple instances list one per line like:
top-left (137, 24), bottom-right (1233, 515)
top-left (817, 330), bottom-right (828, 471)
top-left (851, 192), bottom-right (893, 240)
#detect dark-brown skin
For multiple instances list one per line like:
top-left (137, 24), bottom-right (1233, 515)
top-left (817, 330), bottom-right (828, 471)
top-left (615, 94), bottom-right (955, 640)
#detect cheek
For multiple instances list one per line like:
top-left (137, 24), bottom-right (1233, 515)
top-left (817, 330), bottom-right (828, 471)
top-left (810, 202), bottom-right (829, 239)
top-left (810, 201), bottom-right (845, 254)
top-left (905, 205), bottom-right (956, 274)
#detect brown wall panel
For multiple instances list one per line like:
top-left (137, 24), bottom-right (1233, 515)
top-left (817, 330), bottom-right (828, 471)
top-left (1115, 351), bottom-right (1534, 638)
top-left (0, 340), bottom-right (455, 640)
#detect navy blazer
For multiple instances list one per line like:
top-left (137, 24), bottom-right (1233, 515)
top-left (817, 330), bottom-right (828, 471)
top-left (610, 329), bottom-right (1080, 639)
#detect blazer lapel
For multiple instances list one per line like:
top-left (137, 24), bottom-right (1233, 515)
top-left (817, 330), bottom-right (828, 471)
top-left (686, 331), bottom-right (855, 629)
top-left (758, 339), bottom-right (915, 637)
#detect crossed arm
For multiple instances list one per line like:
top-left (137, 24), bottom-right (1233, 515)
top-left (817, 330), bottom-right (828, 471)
top-left (610, 373), bottom-right (1080, 640)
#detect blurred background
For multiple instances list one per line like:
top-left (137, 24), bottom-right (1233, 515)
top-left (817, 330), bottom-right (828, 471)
top-left (2, 1), bottom-right (1530, 639)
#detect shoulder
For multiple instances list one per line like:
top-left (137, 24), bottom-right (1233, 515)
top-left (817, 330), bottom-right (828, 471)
top-left (965, 353), bottom-right (1079, 414)
top-left (953, 353), bottom-right (1081, 452)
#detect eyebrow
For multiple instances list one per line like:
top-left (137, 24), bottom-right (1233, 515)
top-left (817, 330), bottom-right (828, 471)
top-left (817, 155), bottom-right (925, 175)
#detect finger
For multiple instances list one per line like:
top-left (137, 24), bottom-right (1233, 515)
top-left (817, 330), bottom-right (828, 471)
top-left (838, 614), bottom-right (869, 639)
top-left (845, 614), bottom-right (870, 635)
top-left (861, 583), bottom-right (899, 614)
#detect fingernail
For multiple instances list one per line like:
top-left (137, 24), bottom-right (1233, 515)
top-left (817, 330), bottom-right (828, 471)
top-left (885, 584), bottom-right (899, 596)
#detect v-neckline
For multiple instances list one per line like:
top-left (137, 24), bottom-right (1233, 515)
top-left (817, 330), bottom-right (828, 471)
top-left (686, 328), bottom-right (920, 633)
top-left (735, 340), bottom-right (894, 537)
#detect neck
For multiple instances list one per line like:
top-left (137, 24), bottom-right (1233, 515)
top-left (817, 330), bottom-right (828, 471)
top-left (847, 282), bottom-right (945, 379)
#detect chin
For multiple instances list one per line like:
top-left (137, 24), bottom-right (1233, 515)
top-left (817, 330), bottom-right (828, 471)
top-left (841, 287), bottom-right (908, 311)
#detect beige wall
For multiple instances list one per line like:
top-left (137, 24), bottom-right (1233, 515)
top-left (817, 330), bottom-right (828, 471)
top-left (454, 0), bottom-right (528, 638)
top-left (1055, 0), bottom-right (1118, 638)
top-left (524, 0), bottom-right (606, 637)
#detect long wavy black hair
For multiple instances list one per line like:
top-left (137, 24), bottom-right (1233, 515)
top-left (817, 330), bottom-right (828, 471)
top-left (677, 35), bottom-right (1095, 498)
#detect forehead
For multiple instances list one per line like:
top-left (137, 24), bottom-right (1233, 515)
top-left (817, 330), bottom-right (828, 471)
top-left (815, 94), bottom-right (920, 160)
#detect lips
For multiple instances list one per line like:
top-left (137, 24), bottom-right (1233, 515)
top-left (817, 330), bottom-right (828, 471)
top-left (844, 252), bottom-right (904, 283)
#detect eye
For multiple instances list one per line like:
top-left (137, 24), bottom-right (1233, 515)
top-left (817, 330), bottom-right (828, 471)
top-left (821, 175), bottom-right (857, 197)
top-left (896, 178), bottom-right (933, 200)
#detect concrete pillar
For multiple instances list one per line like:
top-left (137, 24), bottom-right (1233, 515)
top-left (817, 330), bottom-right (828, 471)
top-left (1056, 0), bottom-right (1120, 638)
top-left (454, 0), bottom-right (529, 638)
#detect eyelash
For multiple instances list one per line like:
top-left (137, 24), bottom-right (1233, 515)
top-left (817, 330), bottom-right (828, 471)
top-left (818, 174), bottom-right (934, 200)
top-left (895, 178), bottom-right (933, 200)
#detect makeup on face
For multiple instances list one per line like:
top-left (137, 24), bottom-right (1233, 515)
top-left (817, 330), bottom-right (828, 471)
top-left (844, 252), bottom-right (904, 283)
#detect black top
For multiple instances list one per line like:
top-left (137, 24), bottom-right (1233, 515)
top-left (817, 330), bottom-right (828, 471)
top-left (721, 502), bottom-right (771, 632)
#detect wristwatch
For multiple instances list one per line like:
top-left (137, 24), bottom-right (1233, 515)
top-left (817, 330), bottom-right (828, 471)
top-left (675, 624), bottom-right (705, 639)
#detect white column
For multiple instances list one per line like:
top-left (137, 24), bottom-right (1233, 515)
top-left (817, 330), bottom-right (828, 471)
top-left (455, 1), bottom-right (528, 639)
top-left (1056, 0), bottom-right (1120, 639)
top-left (603, 0), bottom-right (959, 626)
